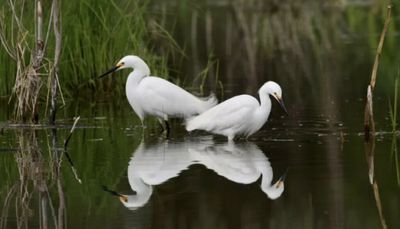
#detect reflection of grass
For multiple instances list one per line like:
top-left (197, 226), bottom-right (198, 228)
top-left (389, 76), bottom-right (400, 186)
top-left (389, 77), bottom-right (398, 132)
top-left (390, 135), bottom-right (400, 186)
top-left (0, 104), bottom-right (143, 227)
top-left (396, 141), bottom-right (400, 186)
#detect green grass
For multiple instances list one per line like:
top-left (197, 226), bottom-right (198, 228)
top-left (193, 53), bottom-right (219, 94)
top-left (1, 0), bottom-right (399, 97)
top-left (389, 77), bottom-right (398, 132)
top-left (389, 72), bottom-right (400, 186)
top-left (0, 103), bottom-right (143, 227)
top-left (1, 0), bottom-right (400, 122)
top-left (0, 0), bottom-right (172, 98)
top-left (390, 134), bottom-right (400, 186)
top-left (60, 0), bottom-right (170, 93)
top-left (0, 0), bottom-right (181, 122)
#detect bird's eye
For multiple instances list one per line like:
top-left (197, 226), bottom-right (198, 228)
top-left (121, 62), bottom-right (125, 65)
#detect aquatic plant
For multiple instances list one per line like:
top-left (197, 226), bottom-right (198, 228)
top-left (364, 4), bottom-right (392, 138)
top-left (390, 135), bottom-right (400, 187)
top-left (0, 0), bottom-right (173, 122)
top-left (193, 54), bottom-right (220, 95)
top-left (389, 77), bottom-right (398, 133)
top-left (0, 108), bottom-right (142, 228)
top-left (389, 74), bottom-right (400, 186)
top-left (0, 0), bottom-right (48, 122)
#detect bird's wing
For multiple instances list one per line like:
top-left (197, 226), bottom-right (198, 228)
top-left (139, 77), bottom-right (204, 117)
top-left (187, 95), bottom-right (258, 131)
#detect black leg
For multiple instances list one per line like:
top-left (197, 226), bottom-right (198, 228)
top-left (165, 120), bottom-right (170, 138)
top-left (157, 118), bottom-right (165, 133)
top-left (158, 122), bottom-right (165, 133)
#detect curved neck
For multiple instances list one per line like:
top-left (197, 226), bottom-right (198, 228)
top-left (259, 165), bottom-right (273, 191)
top-left (259, 92), bottom-right (271, 108)
top-left (126, 69), bottom-right (148, 86)
top-left (259, 165), bottom-right (284, 199)
top-left (129, 176), bottom-right (151, 192)
top-left (258, 85), bottom-right (272, 107)
top-left (124, 176), bottom-right (153, 209)
top-left (257, 89), bottom-right (272, 121)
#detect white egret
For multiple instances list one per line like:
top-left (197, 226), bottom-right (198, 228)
top-left (99, 55), bottom-right (217, 134)
top-left (186, 81), bottom-right (287, 141)
top-left (103, 139), bottom-right (286, 210)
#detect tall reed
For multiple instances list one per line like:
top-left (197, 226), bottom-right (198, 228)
top-left (390, 74), bottom-right (400, 186)
top-left (364, 4), bottom-right (392, 138)
top-left (59, 0), bottom-right (170, 94)
top-left (0, 0), bottom-right (174, 122)
top-left (0, 0), bottom-right (47, 122)
top-left (389, 77), bottom-right (398, 132)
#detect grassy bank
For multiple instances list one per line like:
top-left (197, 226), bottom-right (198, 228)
top-left (0, 0), bottom-right (171, 99)
top-left (1, 0), bottom-right (400, 122)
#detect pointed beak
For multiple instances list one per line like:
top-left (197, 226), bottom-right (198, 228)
top-left (275, 168), bottom-right (289, 188)
top-left (274, 96), bottom-right (288, 115)
top-left (101, 185), bottom-right (127, 202)
top-left (119, 195), bottom-right (128, 203)
top-left (98, 63), bottom-right (123, 78)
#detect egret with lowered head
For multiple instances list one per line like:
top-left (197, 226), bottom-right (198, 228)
top-left (186, 81), bottom-right (287, 141)
top-left (99, 55), bottom-right (217, 134)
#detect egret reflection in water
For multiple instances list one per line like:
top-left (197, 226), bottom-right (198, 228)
top-left (116, 139), bottom-right (285, 210)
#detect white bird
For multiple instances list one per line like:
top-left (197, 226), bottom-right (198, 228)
top-left (103, 139), bottom-right (286, 210)
top-left (99, 55), bottom-right (217, 134)
top-left (186, 81), bottom-right (287, 141)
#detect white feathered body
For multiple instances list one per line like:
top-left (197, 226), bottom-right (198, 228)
top-left (126, 71), bottom-right (217, 122)
top-left (122, 140), bottom-right (283, 209)
top-left (186, 94), bottom-right (271, 140)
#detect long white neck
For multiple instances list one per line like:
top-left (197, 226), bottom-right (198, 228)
top-left (252, 86), bottom-right (272, 130)
top-left (259, 165), bottom-right (284, 199)
top-left (124, 56), bottom-right (150, 87)
top-left (258, 85), bottom-right (272, 114)
top-left (126, 68), bottom-right (148, 88)
top-left (123, 176), bottom-right (153, 210)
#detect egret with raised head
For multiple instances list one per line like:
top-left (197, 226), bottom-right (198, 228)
top-left (99, 55), bottom-right (217, 135)
top-left (186, 81), bottom-right (287, 141)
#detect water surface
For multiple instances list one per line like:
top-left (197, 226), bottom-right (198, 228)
top-left (1, 1), bottom-right (400, 229)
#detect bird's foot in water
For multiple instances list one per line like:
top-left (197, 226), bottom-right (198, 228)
top-left (158, 120), bottom-right (170, 139)
top-left (162, 130), bottom-right (170, 139)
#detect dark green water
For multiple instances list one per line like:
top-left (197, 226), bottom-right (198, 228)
top-left (1, 1), bottom-right (400, 229)
top-left (1, 84), bottom-right (399, 228)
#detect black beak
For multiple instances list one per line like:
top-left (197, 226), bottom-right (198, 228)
top-left (277, 98), bottom-right (288, 115)
top-left (278, 168), bottom-right (289, 183)
top-left (98, 65), bottom-right (120, 79)
top-left (101, 185), bottom-right (125, 198)
top-left (275, 168), bottom-right (289, 188)
top-left (101, 185), bottom-right (134, 203)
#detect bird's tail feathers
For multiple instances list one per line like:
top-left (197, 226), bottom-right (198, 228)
top-left (185, 117), bottom-right (197, 131)
top-left (198, 92), bottom-right (218, 112)
top-left (185, 93), bottom-right (217, 131)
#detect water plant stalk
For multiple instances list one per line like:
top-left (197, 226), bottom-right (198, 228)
top-left (0, 0), bottom-right (172, 122)
top-left (364, 4), bottom-right (392, 139)
top-left (389, 77), bottom-right (398, 132)
top-left (49, 0), bottom-right (62, 125)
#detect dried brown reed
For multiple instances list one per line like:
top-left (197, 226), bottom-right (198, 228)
top-left (364, 4), bottom-right (392, 139)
